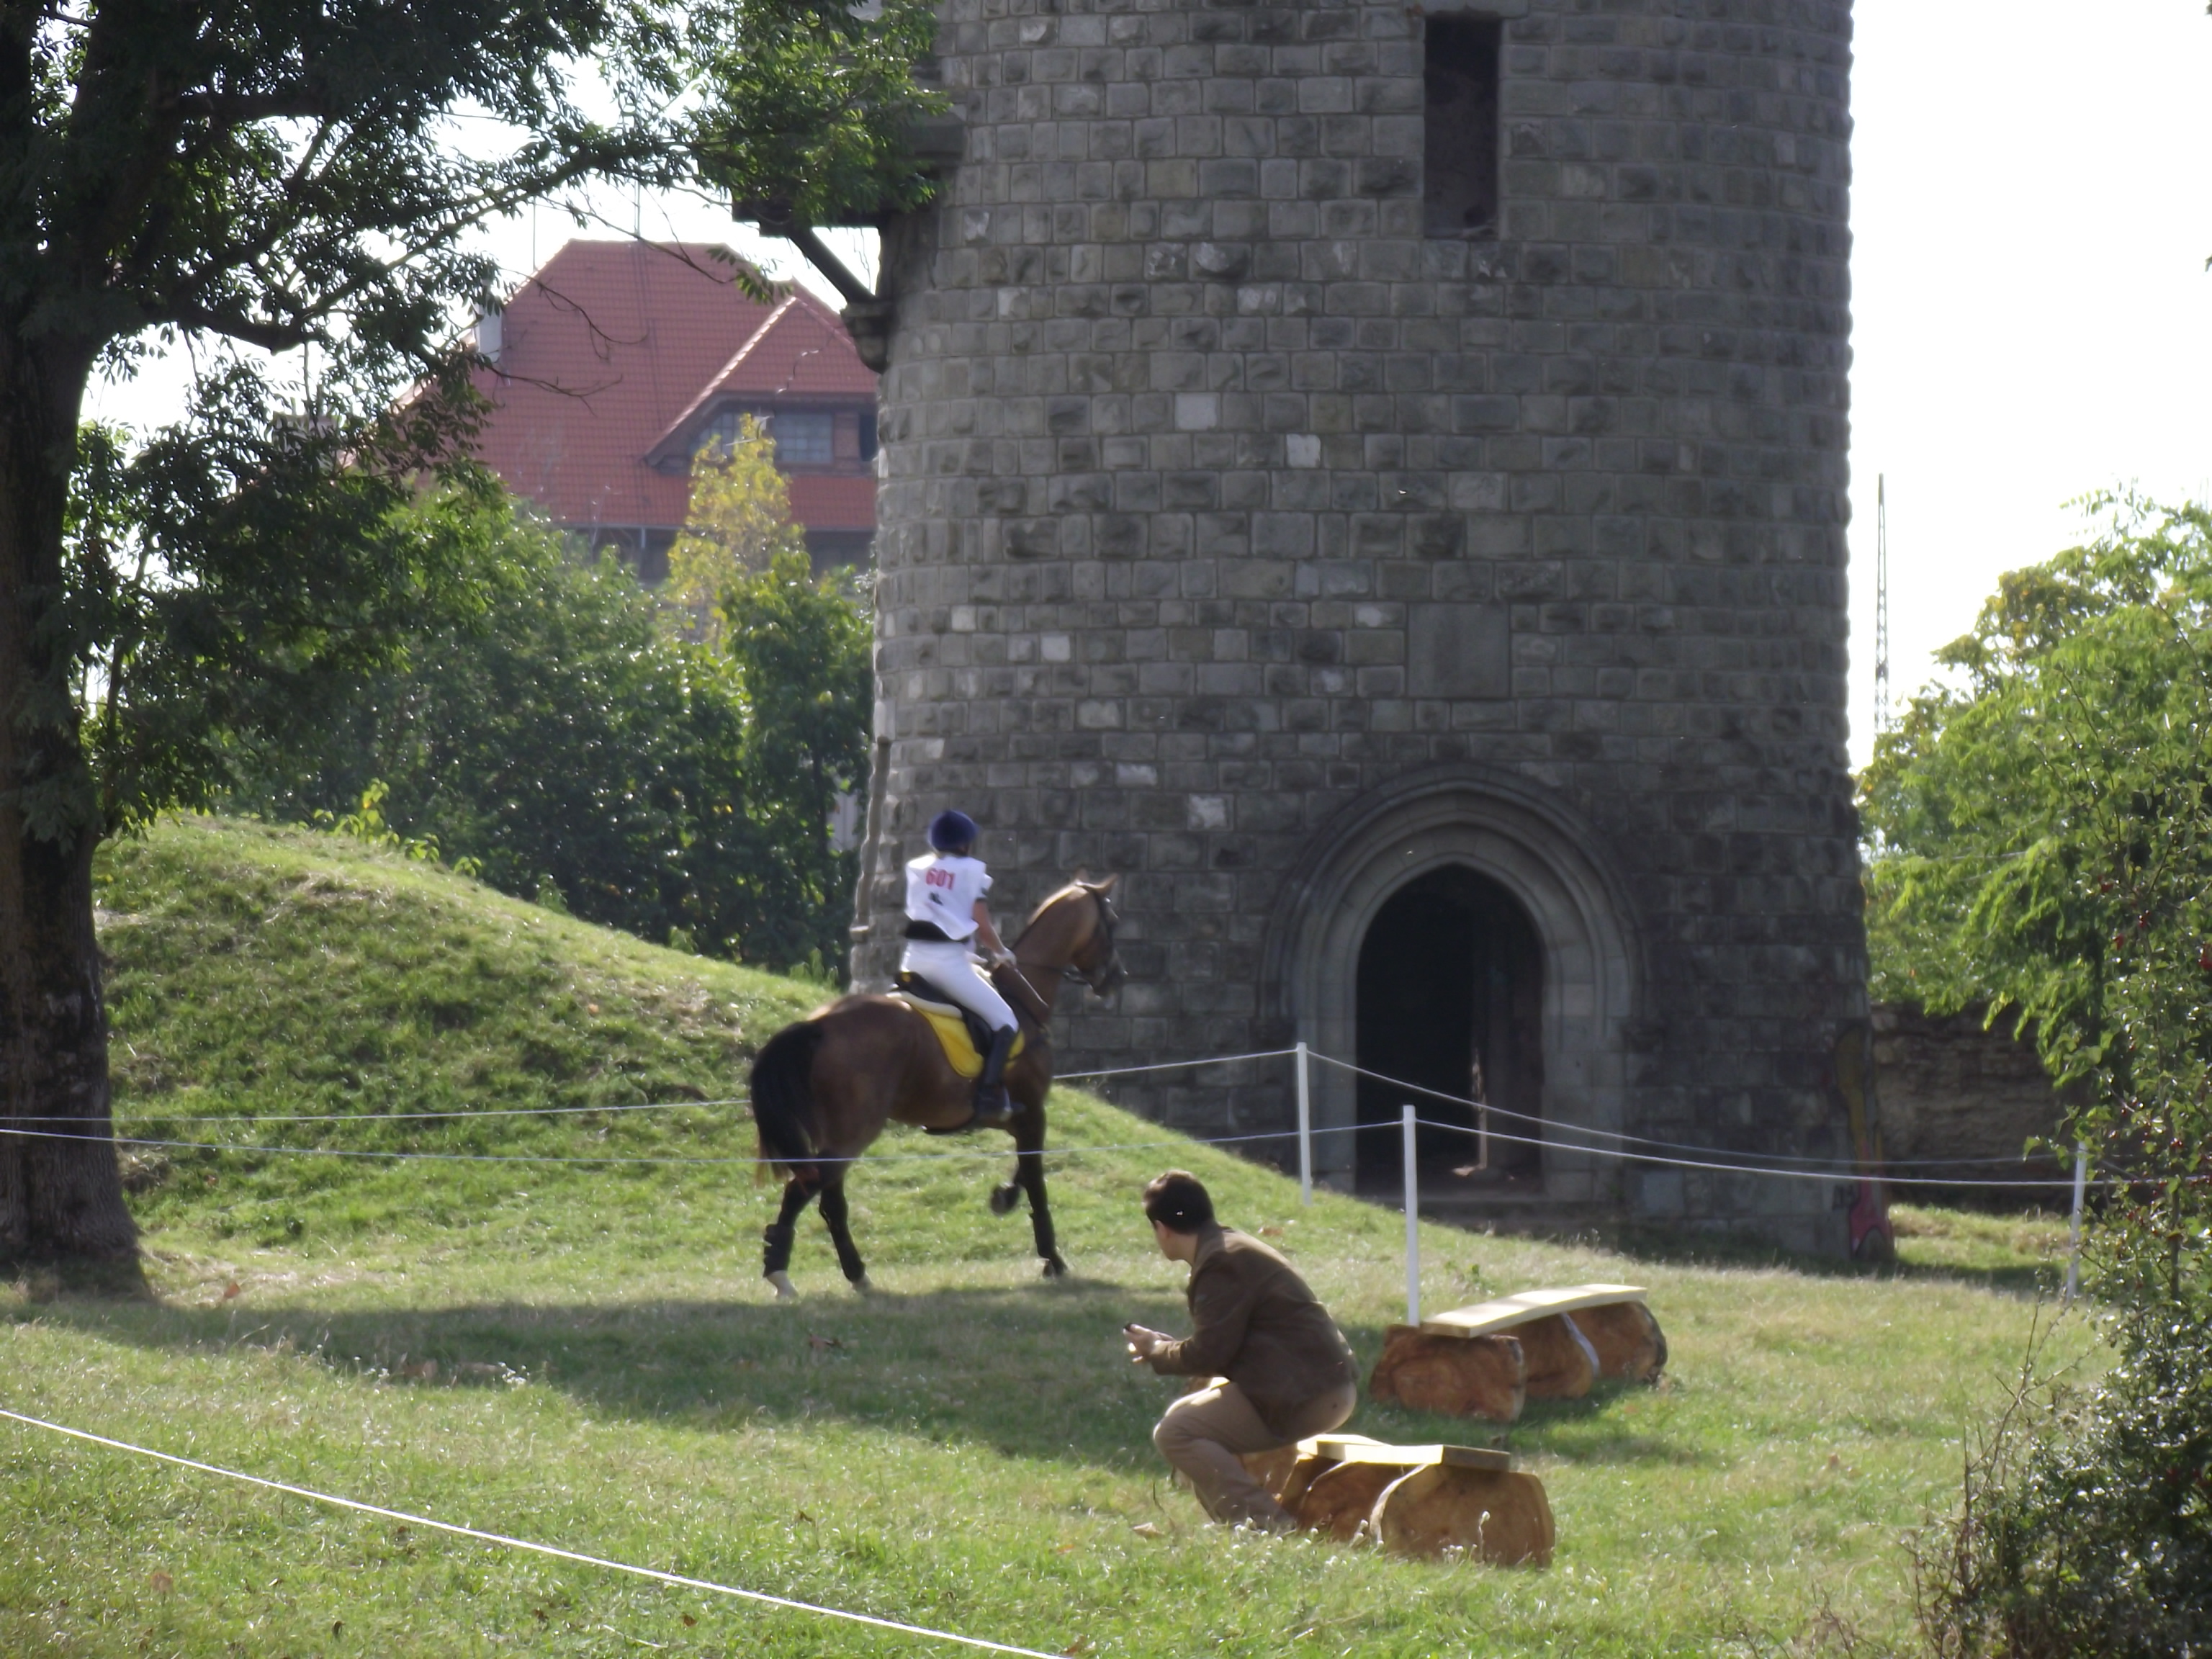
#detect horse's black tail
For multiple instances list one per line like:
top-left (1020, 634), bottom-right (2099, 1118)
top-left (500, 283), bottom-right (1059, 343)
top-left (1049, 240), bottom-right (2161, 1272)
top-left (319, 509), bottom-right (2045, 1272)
top-left (750, 1021), bottom-right (825, 1189)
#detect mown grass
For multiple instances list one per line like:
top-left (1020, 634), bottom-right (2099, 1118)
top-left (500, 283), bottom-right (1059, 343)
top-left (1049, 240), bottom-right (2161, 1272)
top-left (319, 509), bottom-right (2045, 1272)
top-left (1, 818), bottom-right (2083, 1657)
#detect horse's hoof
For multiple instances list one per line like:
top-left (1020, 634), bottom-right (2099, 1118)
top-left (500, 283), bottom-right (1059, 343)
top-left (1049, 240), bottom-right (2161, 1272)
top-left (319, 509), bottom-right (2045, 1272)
top-left (1040, 1257), bottom-right (1069, 1280)
top-left (767, 1272), bottom-right (799, 1303)
top-left (989, 1184), bottom-right (1022, 1218)
top-left (851, 1274), bottom-right (876, 1296)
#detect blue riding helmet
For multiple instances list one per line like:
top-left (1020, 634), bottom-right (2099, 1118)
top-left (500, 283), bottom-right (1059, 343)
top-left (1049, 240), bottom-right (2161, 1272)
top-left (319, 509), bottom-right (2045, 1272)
top-left (928, 809), bottom-right (979, 853)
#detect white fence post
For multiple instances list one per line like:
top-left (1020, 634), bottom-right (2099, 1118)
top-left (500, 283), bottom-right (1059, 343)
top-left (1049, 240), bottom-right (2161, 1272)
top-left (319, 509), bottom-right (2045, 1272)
top-left (2064, 1142), bottom-right (2087, 1305)
top-left (1402, 1103), bottom-right (1420, 1326)
top-left (1295, 1040), bottom-right (1313, 1205)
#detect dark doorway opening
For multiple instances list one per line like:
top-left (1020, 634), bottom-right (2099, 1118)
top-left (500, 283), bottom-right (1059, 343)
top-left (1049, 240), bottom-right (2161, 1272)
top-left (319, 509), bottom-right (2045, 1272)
top-left (1355, 865), bottom-right (1543, 1191)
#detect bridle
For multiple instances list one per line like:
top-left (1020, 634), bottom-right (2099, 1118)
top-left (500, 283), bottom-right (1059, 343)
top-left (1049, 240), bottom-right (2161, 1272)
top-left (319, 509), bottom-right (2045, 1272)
top-left (1069, 886), bottom-right (1126, 996)
top-left (1004, 885), bottom-right (1125, 1008)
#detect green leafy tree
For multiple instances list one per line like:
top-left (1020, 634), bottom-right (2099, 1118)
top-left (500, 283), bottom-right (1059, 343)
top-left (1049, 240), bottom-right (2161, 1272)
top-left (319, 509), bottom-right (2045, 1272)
top-left (1862, 496), bottom-right (2212, 1290)
top-left (243, 500), bottom-right (869, 973)
top-left (1871, 498), bottom-right (2212, 1654)
top-left (0, 0), bottom-right (940, 1263)
top-left (665, 415), bottom-right (809, 648)
top-left (244, 501), bottom-right (745, 956)
top-left (716, 549), bottom-right (873, 968)
top-left (0, 1), bottom-right (673, 1262)
top-left (682, 0), bottom-right (945, 227)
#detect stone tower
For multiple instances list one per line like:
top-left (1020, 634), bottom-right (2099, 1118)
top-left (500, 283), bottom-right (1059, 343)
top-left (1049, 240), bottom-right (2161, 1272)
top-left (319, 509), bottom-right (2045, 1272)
top-left (849, 0), bottom-right (1863, 1251)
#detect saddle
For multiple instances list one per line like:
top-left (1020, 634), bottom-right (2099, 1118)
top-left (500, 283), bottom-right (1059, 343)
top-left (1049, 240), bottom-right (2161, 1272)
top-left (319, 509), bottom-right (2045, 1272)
top-left (892, 971), bottom-right (1025, 1079)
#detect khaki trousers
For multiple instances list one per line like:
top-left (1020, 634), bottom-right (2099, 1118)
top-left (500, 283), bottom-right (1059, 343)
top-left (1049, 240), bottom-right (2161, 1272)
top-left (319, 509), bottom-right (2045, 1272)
top-left (1151, 1379), bottom-right (1357, 1532)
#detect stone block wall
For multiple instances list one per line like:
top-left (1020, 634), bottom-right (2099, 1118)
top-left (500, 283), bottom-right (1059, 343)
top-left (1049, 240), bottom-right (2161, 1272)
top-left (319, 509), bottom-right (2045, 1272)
top-left (1873, 1002), bottom-right (2074, 1198)
top-left (852, 0), bottom-right (1863, 1250)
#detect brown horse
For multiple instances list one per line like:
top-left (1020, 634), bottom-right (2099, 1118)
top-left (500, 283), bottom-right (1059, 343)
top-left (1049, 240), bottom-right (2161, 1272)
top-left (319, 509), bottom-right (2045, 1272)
top-left (747, 877), bottom-right (1125, 1298)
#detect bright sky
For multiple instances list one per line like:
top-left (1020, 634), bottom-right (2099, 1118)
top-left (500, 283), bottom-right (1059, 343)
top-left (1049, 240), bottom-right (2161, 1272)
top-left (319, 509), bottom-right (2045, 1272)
top-left (87, 3), bottom-right (2212, 771)
top-left (1849, 1), bottom-right (2212, 763)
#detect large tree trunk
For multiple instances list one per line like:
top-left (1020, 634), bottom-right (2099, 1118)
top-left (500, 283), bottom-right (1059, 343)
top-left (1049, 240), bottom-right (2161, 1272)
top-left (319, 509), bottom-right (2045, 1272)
top-left (0, 334), bottom-right (136, 1265)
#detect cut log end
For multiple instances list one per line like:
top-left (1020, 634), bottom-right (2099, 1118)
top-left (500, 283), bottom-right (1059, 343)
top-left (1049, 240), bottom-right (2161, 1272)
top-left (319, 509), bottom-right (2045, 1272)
top-left (1567, 1300), bottom-right (1666, 1384)
top-left (1369, 1463), bottom-right (1555, 1566)
top-left (1367, 1326), bottom-right (1525, 1422)
top-left (1293, 1459), bottom-right (1403, 1540)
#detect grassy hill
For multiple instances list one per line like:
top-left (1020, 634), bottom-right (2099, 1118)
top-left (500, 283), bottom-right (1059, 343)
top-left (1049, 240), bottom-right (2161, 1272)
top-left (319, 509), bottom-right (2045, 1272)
top-left (0, 817), bottom-right (2078, 1656)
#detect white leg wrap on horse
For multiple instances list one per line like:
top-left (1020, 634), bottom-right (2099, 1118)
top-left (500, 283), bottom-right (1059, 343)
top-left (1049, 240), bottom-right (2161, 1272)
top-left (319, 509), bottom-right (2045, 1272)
top-left (767, 1271), bottom-right (799, 1302)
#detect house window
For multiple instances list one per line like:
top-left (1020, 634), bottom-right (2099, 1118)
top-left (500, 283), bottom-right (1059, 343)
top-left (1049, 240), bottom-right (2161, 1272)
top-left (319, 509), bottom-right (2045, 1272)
top-left (768, 412), bottom-right (835, 467)
top-left (694, 408), bottom-right (752, 454)
top-left (1425, 14), bottom-right (1501, 237)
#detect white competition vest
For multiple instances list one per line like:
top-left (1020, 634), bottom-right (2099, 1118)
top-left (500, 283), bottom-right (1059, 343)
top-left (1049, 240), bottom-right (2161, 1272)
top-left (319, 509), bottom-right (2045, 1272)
top-left (904, 853), bottom-right (992, 941)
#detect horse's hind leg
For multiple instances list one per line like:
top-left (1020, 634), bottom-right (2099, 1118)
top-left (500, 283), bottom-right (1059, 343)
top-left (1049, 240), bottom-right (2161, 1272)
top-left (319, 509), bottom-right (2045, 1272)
top-left (763, 1179), bottom-right (817, 1301)
top-left (817, 1179), bottom-right (872, 1294)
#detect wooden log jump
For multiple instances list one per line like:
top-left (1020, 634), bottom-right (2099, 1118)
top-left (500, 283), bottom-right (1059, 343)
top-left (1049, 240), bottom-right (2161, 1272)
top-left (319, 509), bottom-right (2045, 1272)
top-left (1367, 1282), bottom-right (1667, 1421)
top-left (1246, 1433), bottom-right (1554, 1565)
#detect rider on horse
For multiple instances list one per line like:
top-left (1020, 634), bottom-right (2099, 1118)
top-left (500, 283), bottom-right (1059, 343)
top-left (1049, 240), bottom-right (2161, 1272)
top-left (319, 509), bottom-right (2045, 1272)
top-left (902, 810), bottom-right (1020, 1131)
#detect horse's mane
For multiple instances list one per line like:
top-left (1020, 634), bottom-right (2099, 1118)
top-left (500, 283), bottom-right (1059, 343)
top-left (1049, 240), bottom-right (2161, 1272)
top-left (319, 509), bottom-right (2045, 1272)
top-left (1020, 882), bottom-right (1094, 931)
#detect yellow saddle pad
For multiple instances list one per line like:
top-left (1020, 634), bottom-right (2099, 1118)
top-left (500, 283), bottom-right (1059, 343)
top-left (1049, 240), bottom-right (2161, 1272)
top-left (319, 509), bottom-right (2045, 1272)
top-left (893, 990), bottom-right (1025, 1079)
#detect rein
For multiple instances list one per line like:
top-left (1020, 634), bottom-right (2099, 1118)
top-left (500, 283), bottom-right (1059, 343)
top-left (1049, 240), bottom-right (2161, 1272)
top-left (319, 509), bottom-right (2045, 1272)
top-left (997, 958), bottom-right (1057, 1028)
top-left (999, 885), bottom-right (1120, 1028)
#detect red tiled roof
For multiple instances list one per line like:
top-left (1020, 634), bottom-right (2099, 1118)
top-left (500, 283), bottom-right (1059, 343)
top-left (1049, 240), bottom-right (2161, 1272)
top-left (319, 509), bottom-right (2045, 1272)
top-left (648, 291), bottom-right (879, 464)
top-left (786, 474), bottom-right (881, 533)
top-left (469, 242), bottom-right (878, 538)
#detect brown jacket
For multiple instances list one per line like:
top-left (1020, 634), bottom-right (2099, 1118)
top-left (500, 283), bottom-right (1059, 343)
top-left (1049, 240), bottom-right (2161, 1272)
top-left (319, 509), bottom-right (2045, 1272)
top-left (1145, 1226), bottom-right (1357, 1433)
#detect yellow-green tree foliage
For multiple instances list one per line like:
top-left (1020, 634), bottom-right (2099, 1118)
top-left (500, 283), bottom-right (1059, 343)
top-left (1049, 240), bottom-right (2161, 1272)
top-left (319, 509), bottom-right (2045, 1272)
top-left (665, 415), bottom-right (810, 647)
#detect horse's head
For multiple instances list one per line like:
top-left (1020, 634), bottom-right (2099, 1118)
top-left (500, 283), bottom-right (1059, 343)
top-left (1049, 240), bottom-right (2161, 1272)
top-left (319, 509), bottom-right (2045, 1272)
top-left (1072, 876), bottom-right (1127, 997)
top-left (1020, 874), bottom-right (1126, 998)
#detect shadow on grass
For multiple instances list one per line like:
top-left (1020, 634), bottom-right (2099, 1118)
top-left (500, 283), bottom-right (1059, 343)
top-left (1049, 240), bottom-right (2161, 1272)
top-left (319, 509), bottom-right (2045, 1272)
top-left (16, 1284), bottom-right (1689, 1475)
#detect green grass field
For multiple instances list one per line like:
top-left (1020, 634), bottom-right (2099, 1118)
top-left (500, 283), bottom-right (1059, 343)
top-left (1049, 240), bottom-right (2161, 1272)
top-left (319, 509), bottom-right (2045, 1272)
top-left (0, 818), bottom-right (2084, 1656)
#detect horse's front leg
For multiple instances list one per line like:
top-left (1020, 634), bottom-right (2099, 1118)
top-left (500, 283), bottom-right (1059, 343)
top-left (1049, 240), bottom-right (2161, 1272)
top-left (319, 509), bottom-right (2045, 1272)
top-left (1010, 1106), bottom-right (1066, 1278)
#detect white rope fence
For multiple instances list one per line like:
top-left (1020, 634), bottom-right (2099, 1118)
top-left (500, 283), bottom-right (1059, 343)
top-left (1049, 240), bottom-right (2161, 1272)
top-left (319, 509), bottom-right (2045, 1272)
top-left (0, 1118), bottom-right (1357, 1168)
top-left (75, 1099), bottom-right (743, 1124)
top-left (0, 1407), bottom-right (1067, 1659)
top-left (0, 1040), bottom-right (2127, 1187)
top-left (1306, 1052), bottom-right (2082, 1172)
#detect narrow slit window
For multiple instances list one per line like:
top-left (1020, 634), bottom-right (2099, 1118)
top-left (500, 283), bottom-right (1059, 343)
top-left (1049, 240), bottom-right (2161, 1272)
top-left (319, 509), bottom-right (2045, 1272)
top-left (1425, 15), bottom-right (1501, 238)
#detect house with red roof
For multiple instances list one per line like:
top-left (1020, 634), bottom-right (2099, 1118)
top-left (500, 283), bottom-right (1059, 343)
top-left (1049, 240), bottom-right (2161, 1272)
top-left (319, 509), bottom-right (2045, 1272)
top-left (469, 240), bottom-right (878, 578)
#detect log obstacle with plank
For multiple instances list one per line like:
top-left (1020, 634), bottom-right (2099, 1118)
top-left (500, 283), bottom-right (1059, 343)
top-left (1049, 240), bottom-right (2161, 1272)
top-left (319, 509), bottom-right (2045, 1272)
top-left (1368, 1283), bottom-right (1666, 1422)
top-left (1242, 1433), bottom-right (1554, 1565)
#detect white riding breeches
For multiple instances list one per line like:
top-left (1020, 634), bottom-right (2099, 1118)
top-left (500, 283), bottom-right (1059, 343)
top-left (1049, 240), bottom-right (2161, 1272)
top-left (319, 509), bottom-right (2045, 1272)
top-left (899, 940), bottom-right (1018, 1033)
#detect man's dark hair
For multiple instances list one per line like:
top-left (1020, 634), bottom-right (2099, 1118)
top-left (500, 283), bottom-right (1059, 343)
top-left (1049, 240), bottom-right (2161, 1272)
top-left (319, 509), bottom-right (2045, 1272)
top-left (1142, 1170), bottom-right (1214, 1234)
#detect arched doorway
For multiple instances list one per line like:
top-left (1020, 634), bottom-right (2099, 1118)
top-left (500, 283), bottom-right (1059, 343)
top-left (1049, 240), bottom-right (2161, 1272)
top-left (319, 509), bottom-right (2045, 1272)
top-left (1355, 866), bottom-right (1544, 1190)
top-left (1263, 763), bottom-right (1645, 1201)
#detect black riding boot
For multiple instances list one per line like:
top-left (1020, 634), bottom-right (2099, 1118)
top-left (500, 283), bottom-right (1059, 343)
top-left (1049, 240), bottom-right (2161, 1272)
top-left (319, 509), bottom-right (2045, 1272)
top-left (966, 1028), bottom-right (1018, 1130)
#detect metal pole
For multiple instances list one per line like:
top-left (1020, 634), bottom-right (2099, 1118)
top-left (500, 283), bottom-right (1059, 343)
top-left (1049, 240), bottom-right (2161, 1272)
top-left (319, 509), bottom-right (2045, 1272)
top-left (1402, 1104), bottom-right (1420, 1326)
top-left (1295, 1041), bottom-right (1313, 1205)
top-left (2065, 1142), bottom-right (2087, 1305)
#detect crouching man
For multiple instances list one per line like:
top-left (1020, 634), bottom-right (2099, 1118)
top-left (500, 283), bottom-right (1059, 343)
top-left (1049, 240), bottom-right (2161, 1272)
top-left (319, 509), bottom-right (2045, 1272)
top-left (1123, 1169), bottom-right (1358, 1532)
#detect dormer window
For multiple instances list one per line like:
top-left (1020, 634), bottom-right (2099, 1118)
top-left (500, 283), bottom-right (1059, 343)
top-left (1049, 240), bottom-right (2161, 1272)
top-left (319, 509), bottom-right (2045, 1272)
top-left (768, 412), bottom-right (835, 467)
top-left (693, 408), bottom-right (750, 456)
top-left (691, 406), bottom-right (846, 469)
